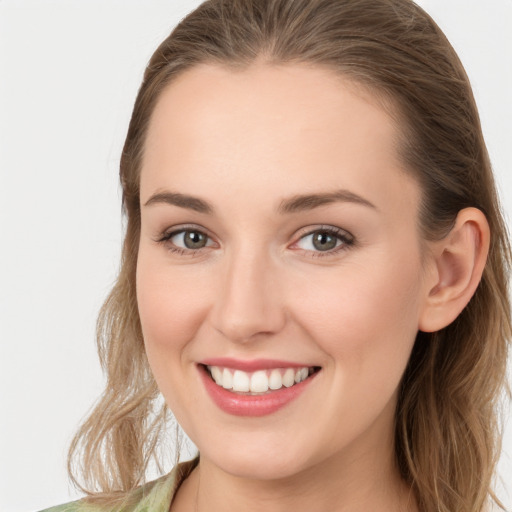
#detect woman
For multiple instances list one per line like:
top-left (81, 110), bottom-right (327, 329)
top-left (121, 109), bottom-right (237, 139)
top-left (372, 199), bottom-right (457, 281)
top-left (40, 0), bottom-right (511, 511)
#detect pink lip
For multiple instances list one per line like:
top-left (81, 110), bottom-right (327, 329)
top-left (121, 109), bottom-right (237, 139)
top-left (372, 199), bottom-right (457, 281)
top-left (198, 364), bottom-right (319, 417)
top-left (200, 357), bottom-right (309, 372)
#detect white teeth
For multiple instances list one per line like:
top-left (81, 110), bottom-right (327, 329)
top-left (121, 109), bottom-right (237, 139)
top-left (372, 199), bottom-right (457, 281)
top-left (211, 366), bottom-right (222, 385)
top-left (268, 369), bottom-right (282, 390)
top-left (222, 368), bottom-right (233, 389)
top-left (232, 370), bottom-right (250, 392)
top-left (207, 365), bottom-right (315, 393)
top-left (282, 368), bottom-right (295, 388)
top-left (250, 371), bottom-right (269, 393)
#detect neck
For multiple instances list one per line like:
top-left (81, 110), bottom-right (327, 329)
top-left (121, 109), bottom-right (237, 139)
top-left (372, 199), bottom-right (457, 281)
top-left (172, 426), bottom-right (418, 512)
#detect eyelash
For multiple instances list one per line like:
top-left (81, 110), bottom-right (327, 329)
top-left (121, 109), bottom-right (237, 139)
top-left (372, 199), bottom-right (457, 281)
top-left (292, 225), bottom-right (355, 258)
top-left (155, 225), bottom-right (355, 258)
top-left (155, 224), bottom-right (215, 257)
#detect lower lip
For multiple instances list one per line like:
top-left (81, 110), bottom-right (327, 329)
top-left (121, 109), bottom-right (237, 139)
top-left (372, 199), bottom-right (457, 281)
top-left (199, 365), bottom-right (318, 417)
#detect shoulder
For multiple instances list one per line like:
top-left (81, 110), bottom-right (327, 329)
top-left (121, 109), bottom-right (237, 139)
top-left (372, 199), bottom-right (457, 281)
top-left (37, 459), bottom-right (198, 512)
top-left (36, 474), bottom-right (171, 512)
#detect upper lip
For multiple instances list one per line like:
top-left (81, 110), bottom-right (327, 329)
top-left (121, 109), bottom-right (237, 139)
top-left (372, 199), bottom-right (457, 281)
top-left (200, 357), bottom-right (318, 372)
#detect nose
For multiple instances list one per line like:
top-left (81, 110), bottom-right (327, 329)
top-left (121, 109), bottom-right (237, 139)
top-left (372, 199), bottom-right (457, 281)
top-left (210, 249), bottom-right (286, 343)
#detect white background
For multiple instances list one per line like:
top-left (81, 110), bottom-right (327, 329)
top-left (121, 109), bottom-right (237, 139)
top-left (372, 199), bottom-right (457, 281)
top-left (0, 1), bottom-right (510, 511)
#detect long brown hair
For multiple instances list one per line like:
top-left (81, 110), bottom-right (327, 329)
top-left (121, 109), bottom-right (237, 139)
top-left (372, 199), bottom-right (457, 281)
top-left (68, 1), bottom-right (511, 510)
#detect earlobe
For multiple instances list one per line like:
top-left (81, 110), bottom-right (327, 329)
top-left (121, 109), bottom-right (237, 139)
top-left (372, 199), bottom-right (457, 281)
top-left (419, 208), bottom-right (490, 333)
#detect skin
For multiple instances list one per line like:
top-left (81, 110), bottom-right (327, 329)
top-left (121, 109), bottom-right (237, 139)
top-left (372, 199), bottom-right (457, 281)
top-left (136, 63), bottom-right (488, 511)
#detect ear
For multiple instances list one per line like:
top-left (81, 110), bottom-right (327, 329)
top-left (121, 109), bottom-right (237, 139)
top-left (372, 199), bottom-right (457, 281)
top-left (419, 207), bottom-right (490, 333)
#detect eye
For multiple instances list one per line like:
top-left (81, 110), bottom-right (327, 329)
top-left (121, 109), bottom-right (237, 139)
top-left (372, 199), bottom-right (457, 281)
top-left (156, 227), bottom-right (215, 254)
top-left (171, 230), bottom-right (210, 249)
top-left (294, 226), bottom-right (354, 255)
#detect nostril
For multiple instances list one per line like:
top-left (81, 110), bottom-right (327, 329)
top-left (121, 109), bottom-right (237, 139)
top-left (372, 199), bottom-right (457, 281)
top-left (212, 315), bottom-right (284, 344)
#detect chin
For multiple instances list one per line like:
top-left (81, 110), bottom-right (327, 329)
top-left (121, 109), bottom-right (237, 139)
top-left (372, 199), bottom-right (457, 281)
top-left (216, 455), bottom-right (307, 481)
top-left (197, 433), bottom-right (319, 481)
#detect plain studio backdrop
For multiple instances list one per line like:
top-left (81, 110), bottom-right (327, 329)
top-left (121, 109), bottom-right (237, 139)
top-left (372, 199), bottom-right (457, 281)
top-left (0, 1), bottom-right (510, 511)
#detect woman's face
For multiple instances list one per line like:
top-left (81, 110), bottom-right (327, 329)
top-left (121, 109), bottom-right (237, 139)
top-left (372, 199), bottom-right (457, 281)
top-left (137, 63), bottom-right (433, 480)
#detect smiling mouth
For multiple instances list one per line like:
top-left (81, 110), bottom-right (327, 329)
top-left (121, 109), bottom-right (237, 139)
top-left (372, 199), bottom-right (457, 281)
top-left (203, 365), bottom-right (321, 394)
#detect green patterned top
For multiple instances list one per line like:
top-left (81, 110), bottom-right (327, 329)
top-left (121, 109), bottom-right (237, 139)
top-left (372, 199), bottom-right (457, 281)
top-left (38, 459), bottom-right (198, 512)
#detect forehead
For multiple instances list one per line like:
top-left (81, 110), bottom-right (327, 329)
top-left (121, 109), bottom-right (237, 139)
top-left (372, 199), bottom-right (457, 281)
top-left (141, 62), bottom-right (418, 215)
top-left (144, 62), bottom-right (397, 162)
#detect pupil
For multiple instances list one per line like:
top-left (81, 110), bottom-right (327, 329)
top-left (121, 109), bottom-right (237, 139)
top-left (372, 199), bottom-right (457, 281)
top-left (313, 231), bottom-right (337, 251)
top-left (184, 231), bottom-right (206, 249)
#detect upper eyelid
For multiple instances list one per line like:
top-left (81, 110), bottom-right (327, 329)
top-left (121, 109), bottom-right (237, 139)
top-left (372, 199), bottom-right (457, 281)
top-left (157, 223), bottom-right (351, 236)
top-left (156, 224), bottom-right (213, 241)
top-left (293, 225), bottom-right (354, 241)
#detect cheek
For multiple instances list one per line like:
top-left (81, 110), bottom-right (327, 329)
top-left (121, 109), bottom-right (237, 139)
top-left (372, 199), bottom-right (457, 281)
top-left (136, 251), bottom-right (216, 418)
top-left (292, 253), bottom-right (423, 373)
top-left (136, 251), bottom-right (211, 360)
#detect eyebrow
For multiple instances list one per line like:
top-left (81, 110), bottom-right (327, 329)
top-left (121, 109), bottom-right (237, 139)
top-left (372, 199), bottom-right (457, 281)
top-left (143, 189), bottom-right (376, 214)
top-left (278, 190), bottom-right (377, 213)
top-left (144, 192), bottom-right (214, 214)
